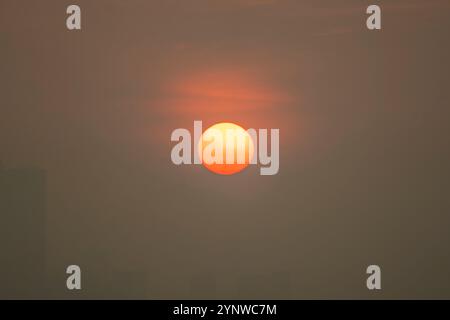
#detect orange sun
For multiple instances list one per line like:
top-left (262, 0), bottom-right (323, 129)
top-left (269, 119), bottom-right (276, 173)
top-left (198, 122), bottom-right (254, 175)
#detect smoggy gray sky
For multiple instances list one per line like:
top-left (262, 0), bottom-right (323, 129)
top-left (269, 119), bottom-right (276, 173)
top-left (1, 0), bottom-right (450, 298)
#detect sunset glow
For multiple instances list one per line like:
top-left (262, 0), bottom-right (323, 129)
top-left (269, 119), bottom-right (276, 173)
top-left (198, 122), bottom-right (254, 175)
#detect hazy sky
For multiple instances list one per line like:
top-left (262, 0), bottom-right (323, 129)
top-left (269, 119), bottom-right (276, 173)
top-left (1, 0), bottom-right (450, 298)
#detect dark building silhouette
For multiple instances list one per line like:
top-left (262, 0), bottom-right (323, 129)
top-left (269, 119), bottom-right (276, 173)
top-left (0, 165), bottom-right (46, 299)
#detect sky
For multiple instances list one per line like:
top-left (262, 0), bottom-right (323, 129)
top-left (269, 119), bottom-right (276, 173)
top-left (1, 0), bottom-right (450, 298)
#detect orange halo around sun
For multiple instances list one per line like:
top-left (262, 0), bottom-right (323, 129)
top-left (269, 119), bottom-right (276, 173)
top-left (198, 122), bottom-right (254, 175)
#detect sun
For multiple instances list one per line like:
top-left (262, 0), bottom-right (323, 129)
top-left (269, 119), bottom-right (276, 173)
top-left (198, 122), bottom-right (254, 175)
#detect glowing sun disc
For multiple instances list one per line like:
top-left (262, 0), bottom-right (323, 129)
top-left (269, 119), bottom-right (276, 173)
top-left (198, 122), bottom-right (254, 175)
